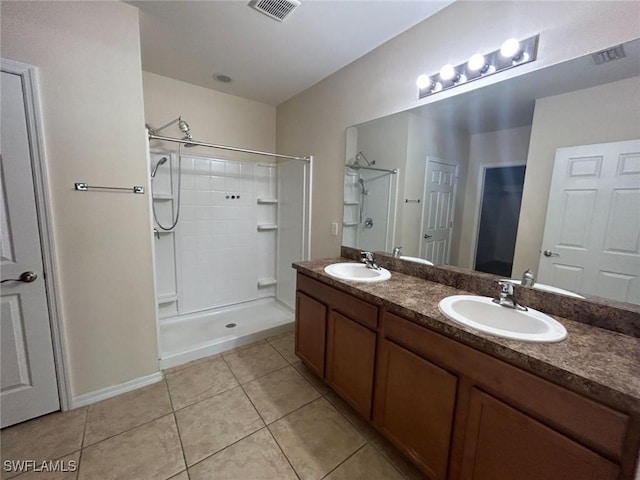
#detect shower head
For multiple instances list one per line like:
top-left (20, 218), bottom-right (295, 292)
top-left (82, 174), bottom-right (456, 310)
top-left (147, 116), bottom-right (194, 143)
top-left (178, 119), bottom-right (192, 139)
top-left (151, 157), bottom-right (167, 178)
top-left (177, 119), bottom-right (198, 147)
top-left (355, 152), bottom-right (374, 167)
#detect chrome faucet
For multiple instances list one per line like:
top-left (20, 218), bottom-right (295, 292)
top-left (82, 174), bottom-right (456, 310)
top-left (360, 251), bottom-right (381, 270)
top-left (392, 246), bottom-right (402, 258)
top-left (493, 280), bottom-right (527, 311)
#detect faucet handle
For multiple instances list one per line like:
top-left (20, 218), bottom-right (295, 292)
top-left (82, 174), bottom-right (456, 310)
top-left (360, 251), bottom-right (374, 263)
top-left (498, 280), bottom-right (515, 295)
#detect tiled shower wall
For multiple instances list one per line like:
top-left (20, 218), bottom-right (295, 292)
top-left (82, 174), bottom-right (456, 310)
top-left (152, 152), bottom-right (279, 318)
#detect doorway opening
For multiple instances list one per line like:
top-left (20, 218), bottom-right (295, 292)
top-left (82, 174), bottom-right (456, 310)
top-left (474, 165), bottom-right (526, 277)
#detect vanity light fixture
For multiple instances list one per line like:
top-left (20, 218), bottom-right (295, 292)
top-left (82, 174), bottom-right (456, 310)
top-left (417, 34), bottom-right (538, 99)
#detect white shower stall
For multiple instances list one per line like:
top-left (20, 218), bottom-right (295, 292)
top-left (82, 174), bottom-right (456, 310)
top-left (149, 148), bottom-right (311, 369)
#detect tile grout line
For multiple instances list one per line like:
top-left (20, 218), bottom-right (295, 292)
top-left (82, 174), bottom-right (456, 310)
top-left (264, 423), bottom-right (303, 480)
top-left (221, 348), bottom-right (302, 478)
top-left (164, 354), bottom-right (222, 376)
top-left (185, 426), bottom-right (276, 475)
top-left (319, 391), bottom-right (420, 480)
top-left (166, 379), bottom-right (192, 480)
top-left (75, 406), bottom-right (90, 480)
top-left (182, 359), bottom-right (266, 474)
top-left (220, 341), bottom-right (291, 386)
top-left (78, 382), bottom-right (174, 450)
top-left (368, 440), bottom-right (420, 480)
top-left (174, 340), bottom-right (413, 479)
top-left (319, 443), bottom-right (369, 480)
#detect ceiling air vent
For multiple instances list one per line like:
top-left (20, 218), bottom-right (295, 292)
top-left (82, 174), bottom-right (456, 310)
top-left (248, 0), bottom-right (300, 22)
top-left (592, 45), bottom-right (625, 65)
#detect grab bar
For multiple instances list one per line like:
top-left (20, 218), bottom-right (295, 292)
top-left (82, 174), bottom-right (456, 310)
top-left (74, 182), bottom-right (145, 194)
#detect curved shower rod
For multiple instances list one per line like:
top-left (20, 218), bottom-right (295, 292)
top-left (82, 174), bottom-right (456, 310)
top-left (346, 163), bottom-right (397, 174)
top-left (148, 133), bottom-right (310, 162)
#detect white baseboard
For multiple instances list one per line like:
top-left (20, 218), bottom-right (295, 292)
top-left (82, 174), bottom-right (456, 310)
top-left (71, 371), bottom-right (163, 409)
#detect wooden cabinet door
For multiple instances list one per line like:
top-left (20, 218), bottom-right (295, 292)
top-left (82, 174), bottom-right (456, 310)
top-left (295, 291), bottom-right (327, 378)
top-left (326, 311), bottom-right (376, 419)
top-left (374, 339), bottom-right (457, 480)
top-left (460, 388), bottom-right (620, 480)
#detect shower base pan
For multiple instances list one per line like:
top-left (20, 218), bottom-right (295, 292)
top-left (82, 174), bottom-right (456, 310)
top-left (158, 297), bottom-right (294, 370)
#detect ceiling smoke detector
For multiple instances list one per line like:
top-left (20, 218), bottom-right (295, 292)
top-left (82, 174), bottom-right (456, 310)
top-left (248, 0), bottom-right (300, 22)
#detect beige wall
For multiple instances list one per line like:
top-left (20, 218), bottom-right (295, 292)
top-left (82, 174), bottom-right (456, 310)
top-left (458, 126), bottom-right (532, 269)
top-left (276, 1), bottom-right (640, 259)
top-left (513, 77), bottom-right (640, 274)
top-left (142, 72), bottom-right (276, 161)
top-left (0, 1), bottom-right (158, 396)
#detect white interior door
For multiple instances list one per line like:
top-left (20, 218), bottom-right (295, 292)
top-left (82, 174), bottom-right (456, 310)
top-left (538, 140), bottom-right (640, 304)
top-left (420, 158), bottom-right (457, 265)
top-left (1, 70), bottom-right (59, 427)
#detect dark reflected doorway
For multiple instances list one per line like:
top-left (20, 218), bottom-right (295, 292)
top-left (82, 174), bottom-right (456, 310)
top-left (474, 165), bottom-right (526, 277)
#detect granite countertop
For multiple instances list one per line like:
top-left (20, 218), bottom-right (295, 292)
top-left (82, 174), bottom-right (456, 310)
top-left (293, 257), bottom-right (640, 414)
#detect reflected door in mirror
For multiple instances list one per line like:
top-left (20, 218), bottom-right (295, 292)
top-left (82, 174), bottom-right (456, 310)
top-left (539, 139), bottom-right (640, 305)
top-left (421, 158), bottom-right (457, 265)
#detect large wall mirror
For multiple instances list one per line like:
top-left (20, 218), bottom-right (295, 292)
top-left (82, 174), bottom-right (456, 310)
top-left (343, 38), bottom-right (640, 305)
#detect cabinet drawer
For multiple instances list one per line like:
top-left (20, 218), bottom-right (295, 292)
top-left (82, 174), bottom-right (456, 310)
top-left (383, 311), bottom-right (630, 462)
top-left (297, 273), bottom-right (378, 329)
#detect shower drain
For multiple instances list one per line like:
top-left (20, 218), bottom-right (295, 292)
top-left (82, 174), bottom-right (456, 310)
top-left (225, 323), bottom-right (237, 328)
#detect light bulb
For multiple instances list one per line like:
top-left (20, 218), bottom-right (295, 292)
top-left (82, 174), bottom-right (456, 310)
top-left (500, 38), bottom-right (521, 58)
top-left (467, 53), bottom-right (487, 72)
top-left (416, 74), bottom-right (431, 90)
top-left (439, 64), bottom-right (456, 81)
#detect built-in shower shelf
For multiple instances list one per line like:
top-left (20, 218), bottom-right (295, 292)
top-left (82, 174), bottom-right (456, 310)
top-left (343, 222), bottom-right (358, 227)
top-left (153, 193), bottom-right (173, 200)
top-left (257, 277), bottom-right (277, 288)
top-left (257, 198), bottom-right (278, 204)
top-left (257, 224), bottom-right (278, 231)
top-left (343, 201), bottom-right (359, 205)
top-left (157, 294), bottom-right (178, 304)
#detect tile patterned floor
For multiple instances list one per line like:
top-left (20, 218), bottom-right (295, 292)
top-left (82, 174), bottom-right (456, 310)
top-left (0, 331), bottom-right (425, 480)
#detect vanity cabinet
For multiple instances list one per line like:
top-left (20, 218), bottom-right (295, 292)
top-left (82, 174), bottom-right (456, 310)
top-left (294, 272), bottom-right (638, 480)
top-left (295, 274), bottom-right (378, 419)
top-left (383, 311), bottom-right (631, 480)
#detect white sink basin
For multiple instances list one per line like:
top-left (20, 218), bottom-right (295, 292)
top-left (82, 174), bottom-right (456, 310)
top-left (501, 279), bottom-right (584, 298)
top-left (438, 295), bottom-right (567, 343)
top-left (399, 255), bottom-right (434, 266)
top-left (324, 262), bottom-right (391, 283)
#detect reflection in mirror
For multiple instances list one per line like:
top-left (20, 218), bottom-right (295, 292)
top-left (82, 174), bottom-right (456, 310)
top-left (343, 38), bottom-right (640, 305)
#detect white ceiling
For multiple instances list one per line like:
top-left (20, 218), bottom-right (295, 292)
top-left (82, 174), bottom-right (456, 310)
top-left (127, 0), bottom-right (454, 106)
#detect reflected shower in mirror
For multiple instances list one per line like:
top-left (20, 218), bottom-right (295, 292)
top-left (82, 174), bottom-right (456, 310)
top-left (343, 38), bottom-right (640, 305)
top-left (343, 155), bottom-right (398, 253)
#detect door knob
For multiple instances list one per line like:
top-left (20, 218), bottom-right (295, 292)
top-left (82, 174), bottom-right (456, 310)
top-left (543, 250), bottom-right (559, 257)
top-left (424, 234), bottom-right (433, 239)
top-left (1, 271), bottom-right (38, 283)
